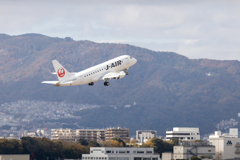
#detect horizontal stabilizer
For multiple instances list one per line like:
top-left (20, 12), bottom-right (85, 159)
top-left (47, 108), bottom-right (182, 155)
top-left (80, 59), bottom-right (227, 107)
top-left (41, 81), bottom-right (59, 84)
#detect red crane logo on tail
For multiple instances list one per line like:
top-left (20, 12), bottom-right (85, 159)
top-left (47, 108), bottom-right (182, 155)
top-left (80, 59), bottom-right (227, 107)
top-left (58, 67), bottom-right (65, 78)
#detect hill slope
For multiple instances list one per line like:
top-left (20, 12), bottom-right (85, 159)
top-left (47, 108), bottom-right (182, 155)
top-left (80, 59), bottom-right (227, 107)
top-left (0, 34), bottom-right (240, 135)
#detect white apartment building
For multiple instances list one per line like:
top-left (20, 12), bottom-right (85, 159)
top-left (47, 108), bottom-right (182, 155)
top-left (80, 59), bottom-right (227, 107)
top-left (82, 147), bottom-right (160, 160)
top-left (209, 129), bottom-right (240, 160)
top-left (75, 129), bottom-right (106, 142)
top-left (166, 127), bottom-right (200, 141)
top-left (136, 130), bottom-right (157, 143)
top-left (51, 128), bottom-right (76, 142)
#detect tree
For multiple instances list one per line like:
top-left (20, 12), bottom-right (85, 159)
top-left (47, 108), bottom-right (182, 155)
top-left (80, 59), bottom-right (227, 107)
top-left (88, 141), bottom-right (100, 147)
top-left (191, 157), bottom-right (201, 160)
top-left (112, 138), bottom-right (126, 147)
top-left (195, 140), bottom-right (204, 142)
top-left (142, 138), bottom-right (173, 158)
top-left (170, 138), bottom-right (179, 145)
top-left (78, 139), bottom-right (88, 146)
top-left (128, 139), bottom-right (139, 147)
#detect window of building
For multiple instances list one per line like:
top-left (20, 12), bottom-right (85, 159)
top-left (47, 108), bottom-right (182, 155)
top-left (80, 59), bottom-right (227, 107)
top-left (106, 151), bottom-right (111, 153)
top-left (99, 158), bottom-right (101, 159)
top-left (134, 158), bottom-right (141, 160)
top-left (96, 158), bottom-right (98, 159)
top-left (133, 151), bottom-right (136, 153)
top-left (137, 151), bottom-right (144, 153)
top-left (116, 151), bottom-right (118, 153)
top-left (143, 158), bottom-right (151, 160)
top-left (88, 158), bottom-right (90, 159)
top-left (127, 151), bottom-right (130, 153)
top-left (152, 158), bottom-right (158, 160)
top-left (117, 158), bottom-right (129, 160)
top-left (91, 158), bottom-right (93, 159)
top-left (208, 150), bottom-right (211, 152)
top-left (112, 151), bottom-right (114, 153)
top-left (91, 151), bottom-right (93, 153)
top-left (146, 151), bottom-right (152, 153)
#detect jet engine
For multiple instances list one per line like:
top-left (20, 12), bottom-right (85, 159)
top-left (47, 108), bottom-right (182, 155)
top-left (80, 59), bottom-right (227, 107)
top-left (117, 71), bottom-right (126, 79)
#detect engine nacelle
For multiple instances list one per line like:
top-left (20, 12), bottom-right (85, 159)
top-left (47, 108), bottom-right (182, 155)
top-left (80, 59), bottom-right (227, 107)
top-left (118, 71), bottom-right (126, 79)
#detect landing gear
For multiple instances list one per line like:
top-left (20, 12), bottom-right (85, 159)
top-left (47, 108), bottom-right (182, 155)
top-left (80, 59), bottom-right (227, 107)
top-left (124, 68), bottom-right (129, 75)
top-left (104, 82), bottom-right (109, 86)
top-left (88, 82), bottom-right (94, 86)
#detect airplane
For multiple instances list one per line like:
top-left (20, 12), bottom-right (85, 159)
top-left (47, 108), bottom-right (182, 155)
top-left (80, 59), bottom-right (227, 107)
top-left (42, 55), bottom-right (137, 86)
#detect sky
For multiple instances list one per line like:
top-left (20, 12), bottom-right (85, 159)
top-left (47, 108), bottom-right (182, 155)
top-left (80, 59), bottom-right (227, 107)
top-left (1, 0), bottom-right (240, 60)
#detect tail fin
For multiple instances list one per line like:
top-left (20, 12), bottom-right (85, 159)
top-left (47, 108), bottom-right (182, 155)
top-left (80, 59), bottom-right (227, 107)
top-left (52, 60), bottom-right (74, 82)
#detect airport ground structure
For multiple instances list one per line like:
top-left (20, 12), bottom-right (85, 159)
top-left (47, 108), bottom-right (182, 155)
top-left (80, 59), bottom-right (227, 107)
top-left (82, 147), bottom-right (160, 160)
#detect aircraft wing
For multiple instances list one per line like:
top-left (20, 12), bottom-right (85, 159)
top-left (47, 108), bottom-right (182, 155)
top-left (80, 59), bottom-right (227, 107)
top-left (101, 71), bottom-right (125, 80)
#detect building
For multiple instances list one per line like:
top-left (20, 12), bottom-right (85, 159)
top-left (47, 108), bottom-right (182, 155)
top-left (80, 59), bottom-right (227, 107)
top-left (0, 154), bottom-right (29, 160)
top-left (162, 152), bottom-right (173, 160)
top-left (51, 128), bottom-right (76, 142)
top-left (82, 147), bottom-right (160, 160)
top-left (105, 128), bottom-right (130, 142)
top-left (166, 127), bottom-right (200, 141)
top-left (75, 129), bottom-right (106, 142)
top-left (209, 129), bottom-right (240, 160)
top-left (51, 129), bottom-right (105, 143)
top-left (173, 141), bottom-right (215, 160)
top-left (51, 128), bottom-right (130, 143)
top-left (136, 130), bottom-right (157, 143)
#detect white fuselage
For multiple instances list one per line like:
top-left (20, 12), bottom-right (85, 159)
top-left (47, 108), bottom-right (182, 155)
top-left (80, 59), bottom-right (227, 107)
top-left (59, 55), bottom-right (137, 86)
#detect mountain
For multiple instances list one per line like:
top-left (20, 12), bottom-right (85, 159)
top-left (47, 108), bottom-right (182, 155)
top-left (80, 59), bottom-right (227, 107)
top-left (0, 33), bottom-right (240, 136)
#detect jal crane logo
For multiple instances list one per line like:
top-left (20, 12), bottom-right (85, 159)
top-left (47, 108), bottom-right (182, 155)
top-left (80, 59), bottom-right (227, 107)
top-left (58, 67), bottom-right (65, 78)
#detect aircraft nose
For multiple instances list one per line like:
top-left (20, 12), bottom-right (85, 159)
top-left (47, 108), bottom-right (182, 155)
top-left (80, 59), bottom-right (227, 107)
top-left (133, 58), bottom-right (137, 64)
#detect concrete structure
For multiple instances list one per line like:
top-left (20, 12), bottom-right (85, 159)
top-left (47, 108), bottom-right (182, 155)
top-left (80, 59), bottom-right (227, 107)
top-left (82, 147), bottom-right (160, 160)
top-left (0, 135), bottom-right (20, 140)
top-left (136, 130), bottom-right (157, 143)
top-left (209, 130), bottom-right (240, 160)
top-left (0, 154), bottom-right (30, 160)
top-left (166, 127), bottom-right (200, 141)
top-left (162, 152), bottom-right (172, 160)
top-left (105, 128), bottom-right (130, 142)
top-left (173, 141), bottom-right (215, 159)
top-left (51, 128), bottom-right (130, 143)
top-left (51, 128), bottom-right (76, 142)
top-left (75, 129), bottom-right (106, 142)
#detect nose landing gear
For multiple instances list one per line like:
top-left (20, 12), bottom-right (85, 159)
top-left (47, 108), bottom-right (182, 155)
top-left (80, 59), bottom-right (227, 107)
top-left (104, 82), bottom-right (109, 86)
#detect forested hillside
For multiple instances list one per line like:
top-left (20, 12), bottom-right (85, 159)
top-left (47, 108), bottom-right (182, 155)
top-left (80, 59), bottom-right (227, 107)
top-left (0, 33), bottom-right (240, 135)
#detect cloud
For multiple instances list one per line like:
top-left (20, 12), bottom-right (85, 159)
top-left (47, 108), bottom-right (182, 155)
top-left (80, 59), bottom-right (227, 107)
top-left (0, 0), bottom-right (240, 60)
